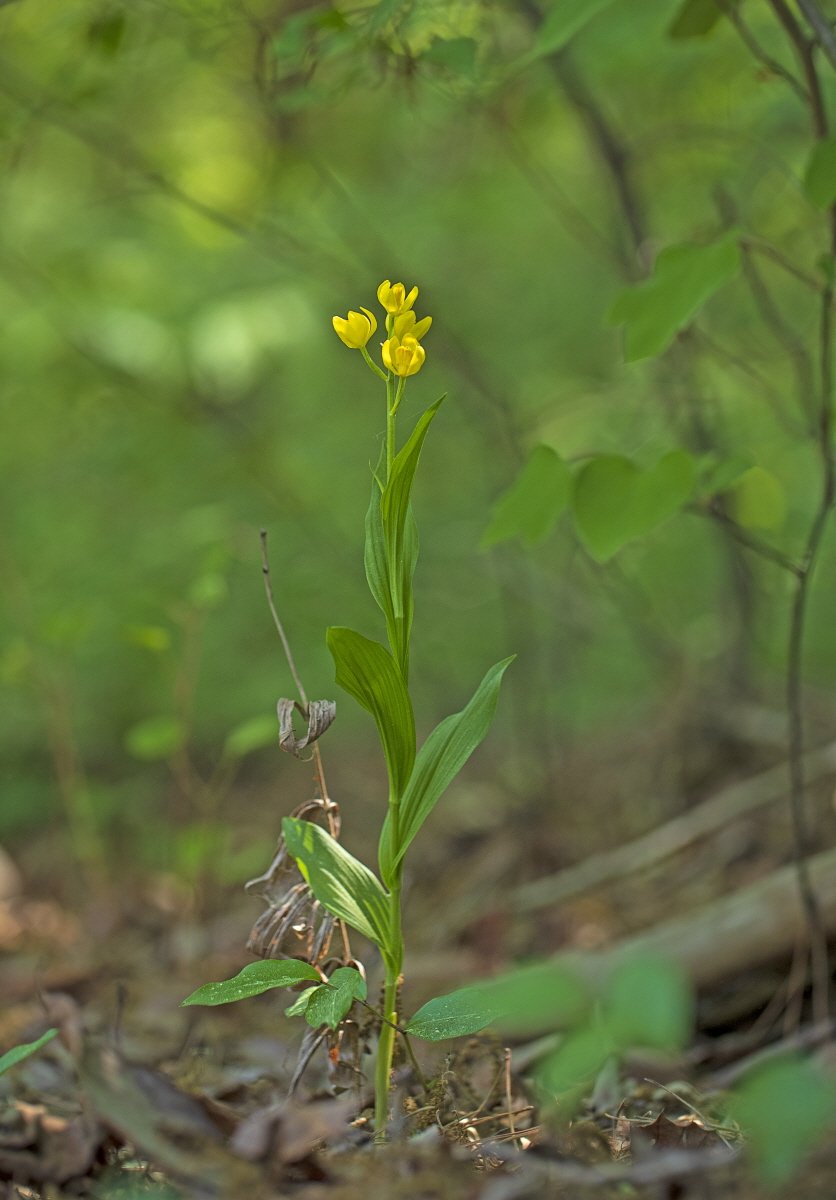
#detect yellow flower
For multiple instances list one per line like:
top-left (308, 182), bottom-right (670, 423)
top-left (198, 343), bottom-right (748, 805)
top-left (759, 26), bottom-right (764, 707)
top-left (377, 280), bottom-right (418, 315)
top-left (393, 311), bottom-right (432, 340)
top-left (382, 334), bottom-right (426, 377)
top-left (332, 307), bottom-right (377, 348)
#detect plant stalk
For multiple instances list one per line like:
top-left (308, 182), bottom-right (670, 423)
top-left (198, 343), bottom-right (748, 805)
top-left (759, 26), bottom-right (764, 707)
top-left (375, 872), bottom-right (403, 1139)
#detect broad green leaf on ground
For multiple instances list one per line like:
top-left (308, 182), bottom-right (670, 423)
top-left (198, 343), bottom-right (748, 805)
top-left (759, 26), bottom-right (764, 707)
top-left (604, 956), bottom-right (691, 1053)
top-left (282, 817), bottom-right (392, 950)
top-left (181, 959), bottom-right (319, 1006)
top-left (482, 961), bottom-right (590, 1034)
top-left (379, 397), bottom-right (444, 678)
top-left (804, 136), bottom-right (836, 209)
top-left (326, 626), bottom-right (415, 798)
top-left (378, 657), bottom-right (514, 884)
top-left (125, 715), bottom-right (185, 760)
top-left (537, 1024), bottom-right (613, 1096)
top-left (572, 450), bottom-right (695, 561)
top-left (531, 0), bottom-right (616, 59)
top-left (729, 1057), bottom-right (836, 1181)
top-left (696, 451), bottom-right (754, 498)
top-left (224, 713), bottom-right (276, 757)
top-left (481, 446), bottom-right (571, 547)
top-left (608, 230), bottom-right (740, 361)
top-left (406, 987), bottom-right (503, 1041)
top-left (422, 37), bottom-right (478, 77)
top-left (304, 967), bottom-right (367, 1030)
top-left (668, 0), bottom-right (722, 38)
top-left (0, 1029), bottom-right (58, 1076)
top-left (285, 986), bottom-right (319, 1017)
top-left (730, 466), bottom-right (785, 531)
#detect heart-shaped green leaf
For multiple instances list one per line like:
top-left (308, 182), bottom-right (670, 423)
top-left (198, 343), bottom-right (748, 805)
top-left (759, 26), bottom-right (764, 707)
top-left (405, 987), bottom-right (502, 1041)
top-left (304, 967), bottom-right (367, 1030)
top-left (608, 231), bottom-right (740, 361)
top-left (181, 958), bottom-right (320, 1007)
top-left (572, 450), bottom-right (695, 561)
top-left (481, 446), bottom-right (571, 548)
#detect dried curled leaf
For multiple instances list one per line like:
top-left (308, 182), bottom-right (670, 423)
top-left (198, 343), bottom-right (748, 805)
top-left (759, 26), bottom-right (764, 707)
top-left (277, 699), bottom-right (336, 757)
top-left (245, 798), bottom-right (340, 965)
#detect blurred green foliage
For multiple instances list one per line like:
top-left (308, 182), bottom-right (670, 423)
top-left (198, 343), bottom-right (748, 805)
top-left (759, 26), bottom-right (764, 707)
top-left (0, 0), bottom-right (833, 894)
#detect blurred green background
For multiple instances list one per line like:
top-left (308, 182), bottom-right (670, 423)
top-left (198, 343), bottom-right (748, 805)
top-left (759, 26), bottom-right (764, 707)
top-left (0, 0), bottom-right (832, 921)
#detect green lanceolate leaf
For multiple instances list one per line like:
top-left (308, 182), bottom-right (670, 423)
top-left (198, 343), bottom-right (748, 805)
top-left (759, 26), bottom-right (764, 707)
top-left (406, 987), bottom-right (503, 1041)
top-left (378, 657), bottom-right (513, 884)
top-left (181, 958), bottom-right (320, 1007)
top-left (608, 230), bottom-right (740, 361)
top-left (572, 450), bottom-right (695, 562)
top-left (379, 396), bottom-right (445, 678)
top-left (482, 445), bottom-right (571, 548)
top-left (304, 967), bottom-right (367, 1030)
top-left (327, 626), bottom-right (415, 799)
top-left (364, 479), bottom-right (419, 685)
top-left (604, 956), bottom-right (691, 1054)
top-left (283, 817), bottom-right (392, 951)
top-left (0, 1029), bottom-right (58, 1076)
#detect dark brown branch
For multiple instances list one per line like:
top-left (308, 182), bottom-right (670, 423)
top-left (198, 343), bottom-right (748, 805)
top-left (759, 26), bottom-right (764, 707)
top-left (716, 0), bottom-right (807, 101)
top-left (794, 0), bottom-right (836, 73)
top-left (769, 0), bottom-right (829, 135)
top-left (694, 502), bottom-right (802, 576)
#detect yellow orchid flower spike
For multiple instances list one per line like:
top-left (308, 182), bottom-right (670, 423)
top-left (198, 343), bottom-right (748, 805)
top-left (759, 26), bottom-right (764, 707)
top-left (377, 280), bottom-right (418, 315)
top-left (332, 307), bottom-right (377, 348)
top-left (382, 334), bottom-right (426, 377)
top-left (393, 311), bottom-right (432, 341)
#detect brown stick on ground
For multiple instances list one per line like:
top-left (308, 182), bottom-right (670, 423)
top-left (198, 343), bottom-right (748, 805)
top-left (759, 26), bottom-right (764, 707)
top-left (513, 739), bottom-right (836, 913)
top-left (558, 841), bottom-right (836, 994)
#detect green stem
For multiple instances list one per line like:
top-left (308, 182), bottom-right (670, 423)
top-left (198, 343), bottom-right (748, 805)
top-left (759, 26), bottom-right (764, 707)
top-left (386, 375), bottom-right (396, 480)
top-left (362, 344), bottom-right (388, 381)
top-left (374, 872), bottom-right (403, 1140)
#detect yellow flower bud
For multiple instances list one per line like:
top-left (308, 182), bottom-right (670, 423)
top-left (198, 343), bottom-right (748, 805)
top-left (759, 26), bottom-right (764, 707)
top-left (377, 280), bottom-right (418, 315)
top-left (393, 312), bottom-right (432, 340)
top-left (382, 335), bottom-right (426, 377)
top-left (332, 307), bottom-right (377, 348)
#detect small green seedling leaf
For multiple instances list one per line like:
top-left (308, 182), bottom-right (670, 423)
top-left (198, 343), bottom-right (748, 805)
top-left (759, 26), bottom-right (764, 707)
top-left (224, 713), bottom-right (277, 758)
top-left (482, 445), bottom-right (571, 548)
top-left (668, 0), bottom-right (722, 38)
top-left (379, 657), bottom-right (514, 884)
top-left (125, 715), bottom-right (185, 761)
top-left (604, 955), bottom-right (691, 1054)
top-left (181, 959), bottom-right (319, 1006)
top-left (729, 1056), bottom-right (836, 1182)
top-left (285, 987), bottom-right (319, 1017)
top-left (0, 1029), bottom-right (59, 1076)
top-left (422, 36), bottom-right (477, 77)
top-left (327, 627), bottom-right (415, 799)
top-left (283, 817), bottom-right (392, 951)
top-left (804, 136), bottom-right (836, 210)
top-left (608, 230), bottom-right (740, 361)
top-left (730, 466), bottom-right (785, 531)
top-left (406, 987), bottom-right (503, 1041)
top-left (305, 967), bottom-right (367, 1030)
top-left (537, 1024), bottom-right (614, 1097)
top-left (572, 450), bottom-right (695, 561)
top-left (533, 0), bottom-right (615, 58)
top-left (696, 451), bottom-right (754, 497)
